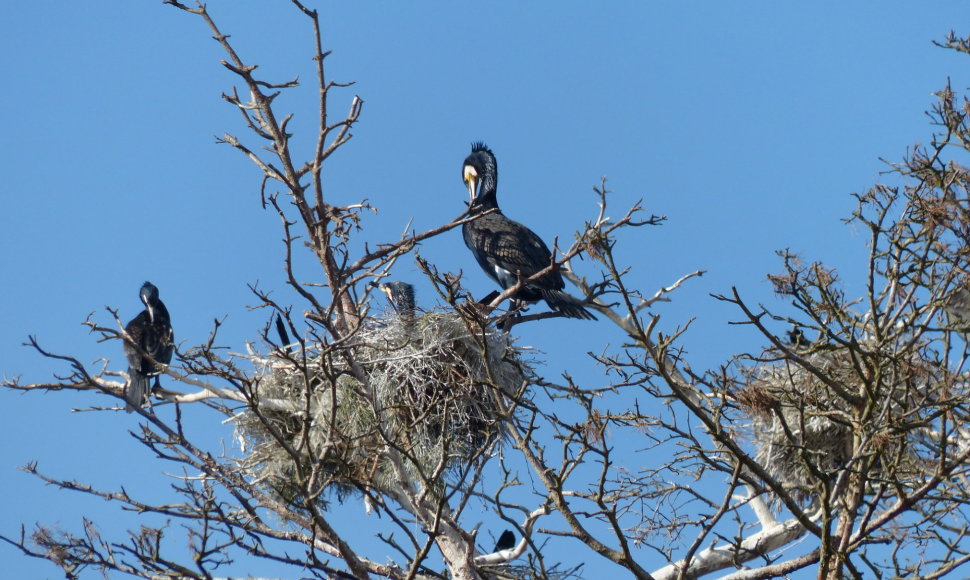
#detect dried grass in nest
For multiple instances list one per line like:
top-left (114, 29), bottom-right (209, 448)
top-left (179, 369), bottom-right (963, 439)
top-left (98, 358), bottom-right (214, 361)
top-left (738, 346), bottom-right (938, 505)
top-left (233, 311), bottom-right (530, 510)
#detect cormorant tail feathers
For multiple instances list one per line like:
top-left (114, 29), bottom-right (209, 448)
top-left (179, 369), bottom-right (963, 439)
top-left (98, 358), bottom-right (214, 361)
top-left (125, 372), bottom-right (152, 413)
top-left (539, 288), bottom-right (596, 320)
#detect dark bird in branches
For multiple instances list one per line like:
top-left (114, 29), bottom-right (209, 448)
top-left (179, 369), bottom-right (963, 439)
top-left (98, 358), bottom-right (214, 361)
top-left (461, 142), bottom-right (595, 320)
top-left (493, 529), bottom-right (515, 552)
top-left (123, 281), bottom-right (174, 412)
top-left (787, 326), bottom-right (813, 350)
top-left (378, 281), bottom-right (416, 317)
top-left (377, 280), bottom-right (417, 331)
top-left (274, 313), bottom-right (293, 354)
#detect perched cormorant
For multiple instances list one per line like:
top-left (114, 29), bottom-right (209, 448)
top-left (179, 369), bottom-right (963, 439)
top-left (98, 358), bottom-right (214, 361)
top-left (274, 313), bottom-right (293, 354)
top-left (787, 326), bottom-right (813, 350)
top-left (461, 143), bottom-right (595, 320)
top-left (123, 281), bottom-right (175, 412)
top-left (493, 529), bottom-right (515, 552)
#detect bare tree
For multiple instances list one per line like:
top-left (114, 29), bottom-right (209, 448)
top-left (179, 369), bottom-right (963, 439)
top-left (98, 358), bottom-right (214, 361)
top-left (5, 3), bottom-right (970, 579)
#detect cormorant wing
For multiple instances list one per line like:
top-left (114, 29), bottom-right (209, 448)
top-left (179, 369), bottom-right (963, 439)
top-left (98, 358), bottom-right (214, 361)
top-left (463, 212), bottom-right (564, 292)
top-left (493, 529), bottom-right (515, 552)
top-left (143, 324), bottom-right (175, 369)
top-left (124, 311), bottom-right (174, 375)
top-left (124, 312), bottom-right (150, 371)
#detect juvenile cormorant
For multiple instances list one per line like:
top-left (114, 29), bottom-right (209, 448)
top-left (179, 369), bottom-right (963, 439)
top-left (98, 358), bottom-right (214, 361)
top-left (123, 281), bottom-right (175, 412)
top-left (378, 281), bottom-right (417, 329)
top-left (461, 142), bottom-right (595, 320)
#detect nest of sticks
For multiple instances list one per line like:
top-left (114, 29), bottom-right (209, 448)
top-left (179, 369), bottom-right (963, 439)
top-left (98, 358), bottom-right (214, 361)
top-left (233, 310), bottom-right (529, 510)
top-left (737, 341), bottom-right (940, 505)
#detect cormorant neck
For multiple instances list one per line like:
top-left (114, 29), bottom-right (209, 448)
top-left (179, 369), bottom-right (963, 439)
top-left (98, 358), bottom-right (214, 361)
top-left (471, 165), bottom-right (499, 211)
top-left (150, 299), bottom-right (171, 323)
top-left (471, 189), bottom-right (499, 211)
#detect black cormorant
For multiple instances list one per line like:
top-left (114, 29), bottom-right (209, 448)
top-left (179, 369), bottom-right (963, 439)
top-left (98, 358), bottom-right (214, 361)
top-left (787, 326), bottom-right (813, 350)
top-left (378, 281), bottom-right (417, 329)
top-left (493, 529), bottom-right (515, 552)
top-left (274, 313), bottom-right (293, 354)
top-left (461, 142), bottom-right (595, 320)
top-left (123, 281), bottom-right (175, 412)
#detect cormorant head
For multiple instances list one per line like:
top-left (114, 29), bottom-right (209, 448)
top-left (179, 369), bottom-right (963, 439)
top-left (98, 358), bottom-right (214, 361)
top-left (139, 281), bottom-right (160, 323)
top-left (462, 142), bottom-right (497, 204)
top-left (378, 281), bottom-right (416, 318)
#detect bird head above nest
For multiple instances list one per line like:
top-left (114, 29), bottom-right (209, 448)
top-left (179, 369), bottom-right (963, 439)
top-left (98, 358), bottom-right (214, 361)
top-left (371, 281), bottom-right (419, 329)
top-left (376, 281), bottom-right (416, 318)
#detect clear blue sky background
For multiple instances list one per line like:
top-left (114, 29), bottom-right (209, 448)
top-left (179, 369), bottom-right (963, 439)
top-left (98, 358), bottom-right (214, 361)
top-left (3, 2), bottom-right (970, 578)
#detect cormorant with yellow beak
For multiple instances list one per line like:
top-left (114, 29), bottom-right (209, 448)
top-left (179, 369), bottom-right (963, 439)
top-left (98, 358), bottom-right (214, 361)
top-left (461, 142), bottom-right (594, 320)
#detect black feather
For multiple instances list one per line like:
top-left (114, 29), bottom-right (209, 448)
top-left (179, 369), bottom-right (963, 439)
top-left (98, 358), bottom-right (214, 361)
top-left (787, 326), bottom-right (813, 349)
top-left (461, 143), bottom-right (595, 320)
top-left (123, 281), bottom-right (174, 412)
top-left (494, 529), bottom-right (515, 552)
top-left (275, 314), bottom-right (292, 353)
top-left (470, 141), bottom-right (491, 154)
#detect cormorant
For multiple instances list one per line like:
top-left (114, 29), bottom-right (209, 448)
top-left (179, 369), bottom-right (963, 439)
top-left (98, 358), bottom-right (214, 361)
top-left (787, 326), bottom-right (813, 350)
top-left (378, 281), bottom-right (416, 317)
top-left (461, 142), bottom-right (595, 320)
top-left (274, 313), bottom-right (293, 354)
top-left (378, 281), bottom-right (417, 330)
top-left (123, 281), bottom-right (175, 412)
top-left (493, 529), bottom-right (515, 552)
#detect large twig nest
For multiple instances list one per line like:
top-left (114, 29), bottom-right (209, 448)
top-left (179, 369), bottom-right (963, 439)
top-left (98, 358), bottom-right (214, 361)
top-left (233, 311), bottom-right (530, 509)
top-left (737, 342), bottom-right (942, 505)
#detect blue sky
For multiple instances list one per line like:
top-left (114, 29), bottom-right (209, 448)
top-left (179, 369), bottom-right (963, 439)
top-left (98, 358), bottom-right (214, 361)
top-left (2, 1), bottom-right (970, 577)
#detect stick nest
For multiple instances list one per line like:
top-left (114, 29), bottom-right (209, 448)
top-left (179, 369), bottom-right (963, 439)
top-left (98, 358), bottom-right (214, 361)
top-left (233, 311), bottom-right (530, 510)
top-left (737, 344), bottom-right (943, 505)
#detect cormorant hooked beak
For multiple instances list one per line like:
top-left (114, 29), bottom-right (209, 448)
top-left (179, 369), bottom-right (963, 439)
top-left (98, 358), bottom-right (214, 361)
top-left (139, 292), bottom-right (156, 324)
top-left (377, 284), bottom-right (393, 303)
top-left (369, 280), bottom-right (395, 304)
top-left (463, 165), bottom-right (479, 203)
top-left (139, 281), bottom-right (159, 324)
